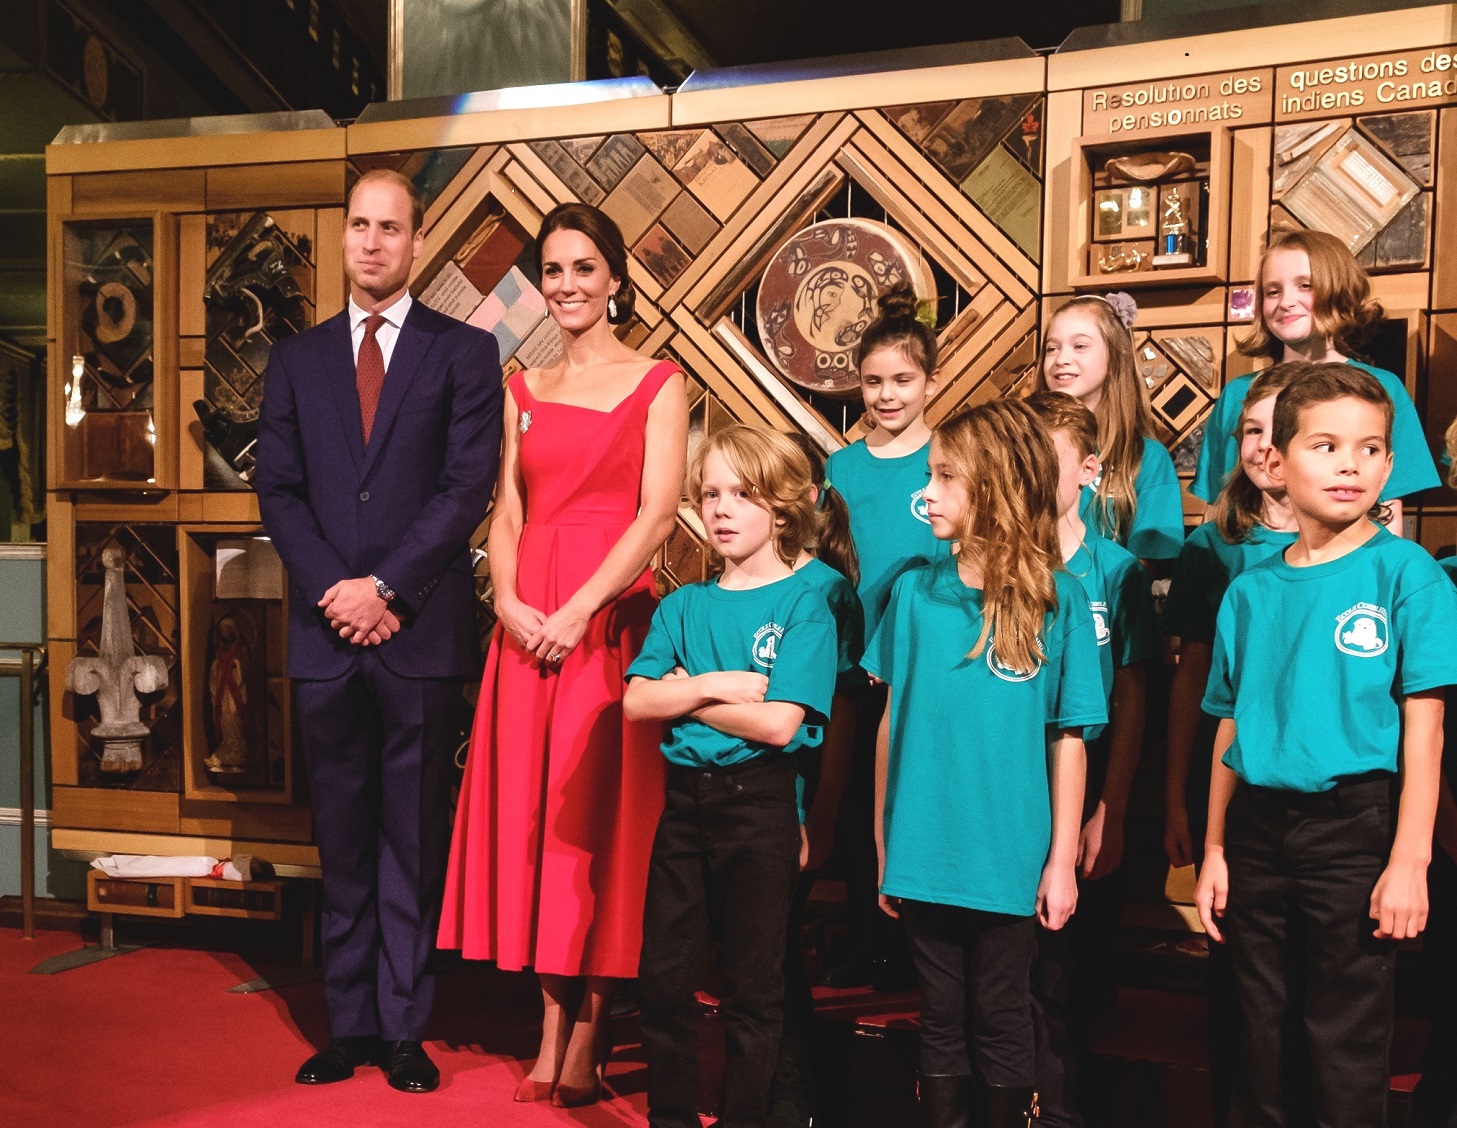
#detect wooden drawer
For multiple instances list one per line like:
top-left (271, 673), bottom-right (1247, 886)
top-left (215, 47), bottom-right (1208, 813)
top-left (86, 870), bottom-right (186, 918)
top-left (183, 877), bottom-right (286, 920)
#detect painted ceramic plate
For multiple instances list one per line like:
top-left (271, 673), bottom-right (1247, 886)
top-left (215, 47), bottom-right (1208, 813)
top-left (756, 218), bottom-right (935, 397)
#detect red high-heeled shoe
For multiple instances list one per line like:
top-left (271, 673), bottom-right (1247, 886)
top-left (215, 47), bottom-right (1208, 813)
top-left (550, 1071), bottom-right (602, 1108)
top-left (513, 1075), bottom-right (556, 1103)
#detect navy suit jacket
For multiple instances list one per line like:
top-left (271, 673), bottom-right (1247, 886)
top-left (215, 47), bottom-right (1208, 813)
top-left (255, 300), bottom-right (502, 680)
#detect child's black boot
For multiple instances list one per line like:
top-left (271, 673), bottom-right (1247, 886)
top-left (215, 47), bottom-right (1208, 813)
top-left (918, 1073), bottom-right (973, 1128)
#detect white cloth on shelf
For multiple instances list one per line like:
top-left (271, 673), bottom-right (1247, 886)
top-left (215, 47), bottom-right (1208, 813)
top-left (91, 855), bottom-right (219, 879)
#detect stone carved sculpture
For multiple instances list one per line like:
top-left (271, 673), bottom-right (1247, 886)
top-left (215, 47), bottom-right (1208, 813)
top-left (67, 545), bottom-right (169, 772)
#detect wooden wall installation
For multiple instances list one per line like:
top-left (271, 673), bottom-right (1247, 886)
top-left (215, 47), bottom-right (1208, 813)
top-left (44, 5), bottom-right (1457, 869)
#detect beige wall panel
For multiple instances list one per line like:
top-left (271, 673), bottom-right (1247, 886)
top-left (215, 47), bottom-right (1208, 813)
top-left (1041, 90), bottom-right (1083, 296)
top-left (73, 496), bottom-right (181, 523)
top-left (178, 803), bottom-right (314, 842)
top-left (207, 161), bottom-right (346, 211)
top-left (47, 640), bottom-right (77, 786)
top-left (1047, 4), bottom-right (1457, 90)
top-left (316, 208), bottom-right (346, 318)
top-left (200, 494), bottom-right (263, 523)
top-left (46, 128), bottom-right (345, 175)
top-left (179, 338), bottom-right (206, 368)
top-left (53, 786), bottom-right (180, 833)
top-left (1435, 109), bottom-right (1457, 309)
top-left (1428, 315), bottom-right (1457, 480)
top-left (46, 498), bottom-right (75, 642)
top-left (45, 178), bottom-right (70, 343)
top-left (1229, 127), bottom-right (1273, 283)
top-left (178, 214), bottom-right (207, 338)
top-left (178, 369), bottom-right (206, 491)
top-left (70, 170), bottom-right (206, 212)
top-left (1121, 287), bottom-right (1230, 329)
top-left (672, 57), bottom-right (1046, 126)
top-left (347, 95), bottom-right (673, 155)
top-left (1372, 273), bottom-right (1432, 322)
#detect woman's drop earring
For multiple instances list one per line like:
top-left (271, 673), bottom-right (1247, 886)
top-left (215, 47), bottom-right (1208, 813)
top-left (607, 295), bottom-right (618, 320)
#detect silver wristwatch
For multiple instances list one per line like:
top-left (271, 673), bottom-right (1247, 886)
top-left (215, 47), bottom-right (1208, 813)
top-left (370, 575), bottom-right (396, 603)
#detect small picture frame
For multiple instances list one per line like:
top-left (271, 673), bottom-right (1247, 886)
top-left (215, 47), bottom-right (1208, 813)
top-left (1229, 285), bottom-right (1257, 322)
top-left (1120, 184), bottom-right (1156, 237)
top-left (1095, 188), bottom-right (1126, 240)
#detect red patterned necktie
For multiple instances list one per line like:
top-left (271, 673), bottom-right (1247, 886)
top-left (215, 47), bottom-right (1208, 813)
top-left (356, 312), bottom-right (387, 444)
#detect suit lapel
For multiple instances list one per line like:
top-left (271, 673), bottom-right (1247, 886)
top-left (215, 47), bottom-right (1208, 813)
top-left (360, 301), bottom-right (436, 480)
top-left (319, 311), bottom-right (365, 476)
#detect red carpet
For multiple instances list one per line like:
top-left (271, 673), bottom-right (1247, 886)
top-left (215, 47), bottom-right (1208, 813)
top-left (1, 928), bottom-right (652, 1128)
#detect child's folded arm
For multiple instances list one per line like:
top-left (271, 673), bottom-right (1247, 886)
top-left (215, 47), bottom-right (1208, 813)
top-left (690, 701), bottom-right (806, 747)
top-left (623, 672), bottom-right (715, 722)
top-left (625, 668), bottom-right (772, 723)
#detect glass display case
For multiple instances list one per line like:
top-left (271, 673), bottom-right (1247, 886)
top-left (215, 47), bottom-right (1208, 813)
top-left (58, 220), bottom-right (160, 485)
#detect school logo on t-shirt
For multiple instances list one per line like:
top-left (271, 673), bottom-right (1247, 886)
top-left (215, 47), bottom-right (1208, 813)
top-left (986, 644), bottom-right (1040, 683)
top-left (910, 489), bottom-right (931, 524)
top-left (1090, 600), bottom-right (1111, 646)
top-left (1334, 602), bottom-right (1389, 658)
top-left (752, 622), bottom-right (784, 669)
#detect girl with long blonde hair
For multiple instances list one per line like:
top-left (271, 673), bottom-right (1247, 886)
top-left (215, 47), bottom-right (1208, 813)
top-left (866, 399), bottom-right (1105, 1128)
top-left (1037, 294), bottom-right (1186, 564)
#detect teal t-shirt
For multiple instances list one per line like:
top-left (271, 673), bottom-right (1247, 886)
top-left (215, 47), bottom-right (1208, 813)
top-left (1065, 531), bottom-right (1160, 741)
top-left (1162, 522), bottom-right (1299, 830)
top-left (1161, 522), bottom-right (1299, 644)
top-left (1080, 436), bottom-right (1186, 561)
top-left (1191, 360), bottom-right (1439, 503)
top-left (824, 438), bottom-right (946, 642)
top-left (794, 556), bottom-right (864, 689)
top-left (626, 572), bottom-right (838, 768)
top-left (1443, 554), bottom-right (1457, 587)
top-left (1203, 528), bottom-right (1457, 792)
top-left (862, 560), bottom-right (1107, 917)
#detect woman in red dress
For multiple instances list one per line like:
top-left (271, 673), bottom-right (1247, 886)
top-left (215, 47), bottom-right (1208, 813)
top-left (438, 203), bottom-right (687, 1106)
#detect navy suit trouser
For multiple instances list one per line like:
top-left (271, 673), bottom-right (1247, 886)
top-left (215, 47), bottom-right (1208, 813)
top-left (295, 649), bottom-right (461, 1042)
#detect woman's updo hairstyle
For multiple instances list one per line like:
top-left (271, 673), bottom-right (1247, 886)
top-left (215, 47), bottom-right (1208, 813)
top-left (855, 281), bottom-right (937, 375)
top-left (535, 202), bottom-right (636, 325)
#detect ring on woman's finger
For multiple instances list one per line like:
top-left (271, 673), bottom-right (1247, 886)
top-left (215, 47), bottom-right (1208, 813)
top-left (548, 651), bottom-right (562, 662)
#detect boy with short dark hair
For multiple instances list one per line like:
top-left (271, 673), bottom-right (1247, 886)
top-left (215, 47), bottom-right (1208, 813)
top-left (1196, 364), bottom-right (1457, 1127)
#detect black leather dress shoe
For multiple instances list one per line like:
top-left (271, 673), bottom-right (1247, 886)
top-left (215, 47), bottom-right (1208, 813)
top-left (384, 1040), bottom-right (440, 1093)
top-left (295, 1036), bottom-right (383, 1084)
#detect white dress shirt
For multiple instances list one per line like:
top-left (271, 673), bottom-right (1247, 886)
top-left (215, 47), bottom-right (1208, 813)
top-left (348, 291), bottom-right (413, 371)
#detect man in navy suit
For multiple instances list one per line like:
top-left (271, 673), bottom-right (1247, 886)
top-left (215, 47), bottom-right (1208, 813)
top-left (256, 169), bottom-right (501, 1093)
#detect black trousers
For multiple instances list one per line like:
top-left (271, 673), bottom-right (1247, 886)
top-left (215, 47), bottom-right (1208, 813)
top-left (1410, 730), bottom-right (1457, 1128)
top-left (1032, 734), bottom-right (1128, 1126)
top-left (294, 653), bottom-right (461, 1041)
top-left (1225, 775), bottom-right (1396, 1128)
top-left (639, 755), bottom-right (802, 1128)
top-left (1410, 843), bottom-right (1457, 1128)
top-left (837, 681), bottom-right (891, 964)
top-left (1031, 868), bottom-right (1127, 1126)
top-left (902, 900), bottom-right (1037, 1085)
top-left (768, 868), bottom-right (819, 1126)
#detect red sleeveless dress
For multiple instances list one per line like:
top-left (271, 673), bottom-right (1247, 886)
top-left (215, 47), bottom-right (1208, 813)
top-left (437, 361), bottom-right (674, 978)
